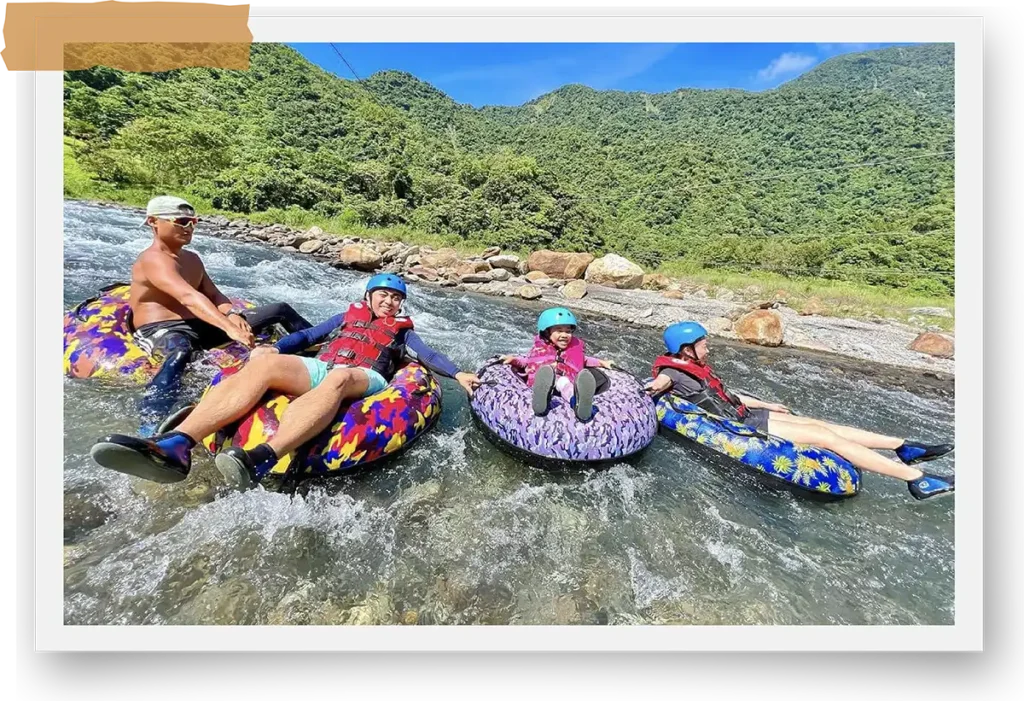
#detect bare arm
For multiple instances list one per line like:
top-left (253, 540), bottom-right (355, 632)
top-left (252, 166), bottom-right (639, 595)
top-left (735, 393), bottom-right (790, 413)
top-left (733, 393), bottom-right (765, 408)
top-left (140, 253), bottom-right (238, 335)
top-left (197, 266), bottom-right (234, 314)
top-left (644, 372), bottom-right (674, 395)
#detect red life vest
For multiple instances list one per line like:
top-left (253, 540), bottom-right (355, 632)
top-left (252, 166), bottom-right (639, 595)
top-left (652, 355), bottom-right (748, 420)
top-left (317, 302), bottom-right (414, 378)
top-left (521, 335), bottom-right (587, 387)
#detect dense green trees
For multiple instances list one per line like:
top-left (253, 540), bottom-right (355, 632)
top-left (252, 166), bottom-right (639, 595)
top-left (64, 43), bottom-right (954, 294)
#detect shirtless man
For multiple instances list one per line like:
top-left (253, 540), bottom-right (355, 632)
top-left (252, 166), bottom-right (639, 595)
top-left (131, 196), bottom-right (311, 436)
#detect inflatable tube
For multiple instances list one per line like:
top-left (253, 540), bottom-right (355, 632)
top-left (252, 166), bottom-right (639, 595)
top-left (656, 393), bottom-right (861, 499)
top-left (201, 361), bottom-right (443, 482)
top-left (63, 283), bottom-right (258, 383)
top-left (470, 362), bottom-right (657, 468)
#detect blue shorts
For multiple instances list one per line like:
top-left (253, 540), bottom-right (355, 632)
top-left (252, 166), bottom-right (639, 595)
top-left (299, 358), bottom-right (388, 396)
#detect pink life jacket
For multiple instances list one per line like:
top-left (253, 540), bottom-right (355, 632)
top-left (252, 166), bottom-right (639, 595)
top-left (521, 335), bottom-right (587, 387)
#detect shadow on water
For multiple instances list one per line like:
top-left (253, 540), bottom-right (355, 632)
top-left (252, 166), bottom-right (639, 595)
top-left (62, 201), bottom-right (954, 626)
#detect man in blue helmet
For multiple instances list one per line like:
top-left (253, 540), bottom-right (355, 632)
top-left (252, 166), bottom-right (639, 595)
top-left (91, 274), bottom-right (482, 487)
top-left (646, 321), bottom-right (955, 501)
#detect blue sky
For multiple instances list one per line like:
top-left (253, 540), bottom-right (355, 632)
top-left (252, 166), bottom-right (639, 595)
top-left (290, 42), bottom-right (912, 107)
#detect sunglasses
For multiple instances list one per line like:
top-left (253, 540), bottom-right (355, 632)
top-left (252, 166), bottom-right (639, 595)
top-left (158, 216), bottom-right (199, 228)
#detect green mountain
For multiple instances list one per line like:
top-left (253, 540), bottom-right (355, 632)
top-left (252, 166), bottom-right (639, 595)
top-left (63, 42), bottom-right (954, 294)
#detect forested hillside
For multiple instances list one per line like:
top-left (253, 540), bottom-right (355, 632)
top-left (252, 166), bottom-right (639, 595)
top-left (64, 43), bottom-right (954, 294)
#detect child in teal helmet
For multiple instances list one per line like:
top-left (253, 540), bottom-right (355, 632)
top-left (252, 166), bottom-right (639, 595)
top-left (646, 321), bottom-right (956, 501)
top-left (500, 307), bottom-right (613, 421)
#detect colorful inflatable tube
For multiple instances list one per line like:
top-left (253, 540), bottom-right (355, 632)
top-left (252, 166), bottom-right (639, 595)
top-left (63, 283), bottom-right (255, 383)
top-left (201, 362), bottom-right (443, 482)
top-left (656, 393), bottom-right (861, 499)
top-left (470, 362), bottom-right (658, 468)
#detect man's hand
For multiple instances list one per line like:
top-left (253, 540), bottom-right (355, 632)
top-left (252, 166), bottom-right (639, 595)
top-left (226, 312), bottom-right (252, 337)
top-left (455, 371), bottom-right (482, 396)
top-left (766, 402), bottom-right (791, 414)
top-left (225, 323), bottom-right (255, 348)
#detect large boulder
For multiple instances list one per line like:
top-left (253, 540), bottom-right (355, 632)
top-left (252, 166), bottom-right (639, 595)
top-left (527, 250), bottom-right (595, 279)
top-left (734, 309), bottom-right (784, 347)
top-left (488, 254), bottom-right (522, 271)
top-left (909, 332), bottom-right (954, 358)
top-left (584, 254), bottom-right (645, 289)
top-left (407, 266), bottom-right (439, 282)
top-left (517, 285), bottom-right (542, 300)
top-left (560, 280), bottom-right (588, 299)
top-left (524, 270), bottom-right (551, 283)
top-left (298, 239), bottom-right (324, 255)
top-left (488, 268), bottom-right (511, 282)
top-left (420, 248), bottom-right (461, 269)
top-left (454, 259), bottom-right (491, 276)
top-left (337, 244), bottom-right (383, 272)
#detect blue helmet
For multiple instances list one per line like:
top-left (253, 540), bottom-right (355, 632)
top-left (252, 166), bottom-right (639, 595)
top-left (537, 307), bottom-right (578, 333)
top-left (365, 273), bottom-right (407, 298)
top-left (663, 321), bottom-right (707, 353)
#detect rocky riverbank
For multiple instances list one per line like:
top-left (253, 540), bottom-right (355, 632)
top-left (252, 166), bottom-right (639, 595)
top-left (99, 202), bottom-right (955, 379)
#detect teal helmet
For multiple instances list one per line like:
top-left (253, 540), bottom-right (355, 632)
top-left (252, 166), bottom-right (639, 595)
top-left (663, 321), bottom-right (707, 353)
top-left (365, 273), bottom-right (407, 298)
top-left (537, 307), bottom-right (578, 333)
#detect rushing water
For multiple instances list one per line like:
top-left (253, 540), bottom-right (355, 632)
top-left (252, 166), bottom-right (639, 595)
top-left (62, 201), bottom-right (955, 626)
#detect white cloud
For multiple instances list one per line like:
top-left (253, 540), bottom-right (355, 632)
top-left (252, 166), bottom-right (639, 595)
top-left (756, 52), bottom-right (817, 82)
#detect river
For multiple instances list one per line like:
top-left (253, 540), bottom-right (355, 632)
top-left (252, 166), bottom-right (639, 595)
top-left (62, 200), bottom-right (955, 625)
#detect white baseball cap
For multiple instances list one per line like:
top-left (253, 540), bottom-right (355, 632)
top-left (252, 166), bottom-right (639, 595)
top-left (145, 195), bottom-right (195, 219)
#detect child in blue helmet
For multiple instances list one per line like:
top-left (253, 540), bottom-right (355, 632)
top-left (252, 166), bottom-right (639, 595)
top-left (90, 274), bottom-right (482, 489)
top-left (646, 321), bottom-right (956, 501)
top-left (500, 307), bottom-right (613, 421)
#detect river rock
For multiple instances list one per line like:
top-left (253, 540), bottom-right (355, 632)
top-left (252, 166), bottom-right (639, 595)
top-left (249, 228), bottom-right (271, 241)
top-left (298, 239), bottom-right (324, 255)
top-left (280, 246), bottom-right (298, 253)
top-left (527, 250), bottom-right (595, 279)
top-left (306, 225), bottom-right (323, 238)
top-left (662, 289), bottom-right (685, 300)
top-left (524, 270), bottom-right (552, 283)
top-left (706, 316), bottom-right (733, 335)
top-left (642, 273), bottom-right (672, 291)
top-left (403, 254), bottom-right (421, 269)
top-left (228, 218), bottom-right (248, 228)
top-left (584, 254), bottom-right (644, 289)
top-left (338, 244), bottom-right (383, 271)
top-left (459, 273), bottom-right (492, 284)
top-left (799, 297), bottom-right (827, 316)
top-left (488, 268), bottom-right (511, 282)
top-left (518, 285), bottom-right (542, 300)
top-left (909, 332), bottom-right (954, 358)
top-left (715, 288), bottom-right (737, 302)
top-left (488, 254), bottom-right (521, 271)
top-left (560, 280), bottom-right (588, 299)
top-left (420, 248), bottom-right (461, 269)
top-left (909, 306), bottom-right (953, 318)
top-left (455, 259), bottom-right (491, 276)
top-left (734, 309), bottom-right (784, 347)
top-left (692, 289), bottom-right (708, 299)
top-left (481, 246), bottom-right (501, 259)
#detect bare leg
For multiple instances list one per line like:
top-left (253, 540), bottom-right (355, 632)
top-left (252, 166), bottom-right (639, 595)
top-left (767, 417), bottom-right (923, 481)
top-left (265, 368), bottom-right (369, 456)
top-left (769, 412), bottom-right (903, 450)
top-left (176, 355), bottom-right (312, 442)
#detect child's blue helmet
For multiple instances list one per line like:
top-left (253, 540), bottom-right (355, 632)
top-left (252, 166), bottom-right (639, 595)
top-left (537, 307), bottom-right (578, 332)
top-left (663, 321), bottom-right (707, 353)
